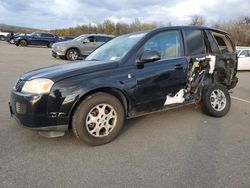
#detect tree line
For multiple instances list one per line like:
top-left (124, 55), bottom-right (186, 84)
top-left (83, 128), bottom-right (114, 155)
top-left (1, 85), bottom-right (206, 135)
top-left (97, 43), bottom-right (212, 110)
top-left (51, 19), bottom-right (157, 37)
top-left (51, 16), bottom-right (250, 46)
top-left (189, 15), bottom-right (250, 46)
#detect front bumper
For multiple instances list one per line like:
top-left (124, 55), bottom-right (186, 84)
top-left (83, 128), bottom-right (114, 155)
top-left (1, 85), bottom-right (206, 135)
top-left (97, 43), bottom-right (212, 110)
top-left (52, 50), bottom-right (65, 58)
top-left (9, 90), bottom-right (68, 132)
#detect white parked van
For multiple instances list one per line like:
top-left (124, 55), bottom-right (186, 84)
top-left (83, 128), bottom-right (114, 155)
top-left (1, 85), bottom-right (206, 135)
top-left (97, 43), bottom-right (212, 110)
top-left (0, 31), bottom-right (10, 41)
top-left (236, 46), bottom-right (250, 70)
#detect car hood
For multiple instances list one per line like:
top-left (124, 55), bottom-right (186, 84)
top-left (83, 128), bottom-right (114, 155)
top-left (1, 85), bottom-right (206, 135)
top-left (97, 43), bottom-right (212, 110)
top-left (20, 61), bottom-right (119, 82)
top-left (54, 40), bottom-right (79, 47)
top-left (18, 35), bottom-right (32, 39)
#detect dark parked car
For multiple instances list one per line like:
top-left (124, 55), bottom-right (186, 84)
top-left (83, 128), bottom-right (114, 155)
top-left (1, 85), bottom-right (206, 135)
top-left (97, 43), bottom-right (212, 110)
top-left (6, 33), bottom-right (30, 44)
top-left (15, 32), bottom-right (59, 48)
top-left (52, 34), bottom-right (114, 61)
top-left (9, 26), bottom-right (238, 145)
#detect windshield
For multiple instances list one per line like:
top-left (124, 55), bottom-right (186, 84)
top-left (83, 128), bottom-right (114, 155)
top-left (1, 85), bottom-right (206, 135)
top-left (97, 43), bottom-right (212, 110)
top-left (73, 35), bottom-right (87, 42)
top-left (86, 32), bottom-right (147, 61)
top-left (236, 50), bottom-right (241, 55)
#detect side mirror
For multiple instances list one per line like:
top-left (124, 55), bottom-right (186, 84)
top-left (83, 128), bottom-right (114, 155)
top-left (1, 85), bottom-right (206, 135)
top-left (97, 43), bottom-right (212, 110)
top-left (239, 54), bottom-right (246, 58)
top-left (136, 50), bottom-right (161, 68)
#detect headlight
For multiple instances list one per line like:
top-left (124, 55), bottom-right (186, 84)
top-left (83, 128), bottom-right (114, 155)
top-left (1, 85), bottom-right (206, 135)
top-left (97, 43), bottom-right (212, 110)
top-left (21, 78), bottom-right (54, 94)
top-left (57, 45), bottom-right (64, 51)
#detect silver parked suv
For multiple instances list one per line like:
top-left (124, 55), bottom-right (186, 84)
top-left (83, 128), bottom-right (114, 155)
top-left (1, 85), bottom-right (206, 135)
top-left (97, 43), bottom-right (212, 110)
top-left (52, 34), bottom-right (114, 61)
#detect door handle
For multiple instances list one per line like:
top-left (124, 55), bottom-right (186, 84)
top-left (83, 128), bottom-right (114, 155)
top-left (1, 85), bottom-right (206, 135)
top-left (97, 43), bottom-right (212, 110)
top-left (174, 64), bottom-right (183, 70)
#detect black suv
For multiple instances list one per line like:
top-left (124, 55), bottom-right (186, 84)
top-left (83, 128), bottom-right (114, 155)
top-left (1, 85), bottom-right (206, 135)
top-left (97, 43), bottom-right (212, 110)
top-left (15, 32), bottom-right (59, 48)
top-left (9, 26), bottom-right (238, 145)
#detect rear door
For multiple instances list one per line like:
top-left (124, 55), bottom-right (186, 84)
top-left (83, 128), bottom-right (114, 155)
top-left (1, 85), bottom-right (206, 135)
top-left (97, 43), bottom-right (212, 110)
top-left (206, 30), bottom-right (237, 83)
top-left (134, 30), bottom-right (188, 112)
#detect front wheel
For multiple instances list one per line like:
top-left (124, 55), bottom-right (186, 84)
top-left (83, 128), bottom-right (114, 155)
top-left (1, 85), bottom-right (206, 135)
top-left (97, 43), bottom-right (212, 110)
top-left (72, 92), bottom-right (125, 145)
top-left (19, 40), bottom-right (27, 47)
top-left (201, 83), bottom-right (231, 117)
top-left (66, 49), bottom-right (79, 61)
top-left (10, 39), bottom-right (15, 44)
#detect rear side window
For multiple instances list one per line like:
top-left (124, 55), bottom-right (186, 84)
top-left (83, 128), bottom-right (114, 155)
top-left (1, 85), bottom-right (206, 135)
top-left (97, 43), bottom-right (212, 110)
top-left (96, 36), bottom-right (112, 42)
top-left (183, 29), bottom-right (206, 56)
top-left (212, 32), bottom-right (234, 54)
top-left (41, 33), bottom-right (54, 38)
top-left (143, 30), bottom-right (182, 60)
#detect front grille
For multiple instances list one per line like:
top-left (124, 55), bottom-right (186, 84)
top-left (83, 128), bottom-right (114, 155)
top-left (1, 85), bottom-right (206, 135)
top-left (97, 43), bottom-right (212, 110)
top-left (15, 79), bottom-right (25, 92)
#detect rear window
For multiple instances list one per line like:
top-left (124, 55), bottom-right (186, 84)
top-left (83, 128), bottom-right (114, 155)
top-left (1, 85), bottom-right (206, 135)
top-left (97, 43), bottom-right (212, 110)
top-left (41, 33), bottom-right (54, 38)
top-left (183, 29), bottom-right (206, 56)
top-left (96, 36), bottom-right (113, 42)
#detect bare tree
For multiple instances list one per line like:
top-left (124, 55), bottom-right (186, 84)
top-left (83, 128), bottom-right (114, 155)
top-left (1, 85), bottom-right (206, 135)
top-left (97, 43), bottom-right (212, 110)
top-left (189, 14), bottom-right (206, 26)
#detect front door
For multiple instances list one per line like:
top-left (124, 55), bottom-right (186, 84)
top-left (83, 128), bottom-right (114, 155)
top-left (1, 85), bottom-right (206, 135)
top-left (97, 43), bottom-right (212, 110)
top-left (81, 36), bottom-right (98, 56)
top-left (134, 30), bottom-right (188, 112)
top-left (30, 33), bottom-right (42, 45)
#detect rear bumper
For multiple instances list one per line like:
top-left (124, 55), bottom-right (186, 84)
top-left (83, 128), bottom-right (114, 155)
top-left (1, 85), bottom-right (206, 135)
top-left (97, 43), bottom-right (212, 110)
top-left (9, 90), bottom-right (68, 132)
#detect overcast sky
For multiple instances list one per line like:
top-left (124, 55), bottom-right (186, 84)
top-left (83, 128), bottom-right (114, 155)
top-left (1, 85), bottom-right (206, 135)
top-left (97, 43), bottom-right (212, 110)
top-left (0, 0), bottom-right (249, 29)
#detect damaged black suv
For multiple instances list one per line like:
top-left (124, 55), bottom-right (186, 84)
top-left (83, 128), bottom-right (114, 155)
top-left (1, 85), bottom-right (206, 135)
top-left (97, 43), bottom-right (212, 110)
top-left (9, 26), bottom-right (238, 145)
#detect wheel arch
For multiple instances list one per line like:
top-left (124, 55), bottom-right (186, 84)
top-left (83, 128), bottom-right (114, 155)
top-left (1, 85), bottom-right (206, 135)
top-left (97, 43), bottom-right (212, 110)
top-left (19, 38), bottom-right (28, 44)
top-left (68, 87), bottom-right (129, 127)
top-left (66, 47), bottom-right (81, 57)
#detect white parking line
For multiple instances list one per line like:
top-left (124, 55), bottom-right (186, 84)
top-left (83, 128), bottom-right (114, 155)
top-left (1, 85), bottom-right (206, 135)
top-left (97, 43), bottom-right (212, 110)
top-left (231, 96), bottom-right (250, 104)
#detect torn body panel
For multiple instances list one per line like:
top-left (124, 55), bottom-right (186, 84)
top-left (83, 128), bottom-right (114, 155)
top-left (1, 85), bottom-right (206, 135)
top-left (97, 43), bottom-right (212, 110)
top-left (164, 54), bottom-right (216, 106)
top-left (164, 89), bottom-right (185, 105)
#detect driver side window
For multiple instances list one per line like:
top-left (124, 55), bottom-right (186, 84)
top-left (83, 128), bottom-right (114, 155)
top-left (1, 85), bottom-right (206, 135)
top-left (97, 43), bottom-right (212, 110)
top-left (83, 36), bottom-right (95, 43)
top-left (143, 30), bottom-right (181, 60)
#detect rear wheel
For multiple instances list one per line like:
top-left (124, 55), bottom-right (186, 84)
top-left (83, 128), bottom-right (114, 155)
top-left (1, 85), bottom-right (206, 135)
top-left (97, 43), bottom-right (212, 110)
top-left (201, 83), bottom-right (231, 117)
top-left (19, 40), bottom-right (27, 47)
top-left (72, 92), bottom-right (125, 145)
top-left (48, 42), bottom-right (54, 48)
top-left (66, 49), bottom-right (79, 61)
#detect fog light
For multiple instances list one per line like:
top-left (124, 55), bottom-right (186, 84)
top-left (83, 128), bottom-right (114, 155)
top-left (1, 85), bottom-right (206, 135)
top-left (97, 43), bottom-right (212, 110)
top-left (16, 102), bottom-right (26, 114)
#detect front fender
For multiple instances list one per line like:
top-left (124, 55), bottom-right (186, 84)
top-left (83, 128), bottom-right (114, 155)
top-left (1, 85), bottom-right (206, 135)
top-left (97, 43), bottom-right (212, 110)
top-left (47, 67), bottom-right (136, 124)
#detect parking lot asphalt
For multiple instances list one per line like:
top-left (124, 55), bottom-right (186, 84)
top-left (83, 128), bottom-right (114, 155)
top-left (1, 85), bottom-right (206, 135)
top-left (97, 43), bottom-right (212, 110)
top-left (0, 42), bottom-right (249, 188)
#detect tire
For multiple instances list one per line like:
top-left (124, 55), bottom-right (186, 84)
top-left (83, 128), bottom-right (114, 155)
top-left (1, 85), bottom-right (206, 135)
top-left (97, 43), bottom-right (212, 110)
top-left (201, 83), bottom-right (231, 117)
top-left (66, 48), bottom-right (79, 61)
top-left (10, 39), bottom-right (15, 44)
top-left (72, 92), bottom-right (125, 146)
top-left (0, 35), bottom-right (6, 41)
top-left (19, 40), bottom-right (27, 47)
top-left (48, 42), bottom-right (54, 48)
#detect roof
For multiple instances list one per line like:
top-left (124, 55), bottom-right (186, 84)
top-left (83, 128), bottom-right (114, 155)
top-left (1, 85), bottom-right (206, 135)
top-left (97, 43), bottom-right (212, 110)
top-left (151, 26), bottom-right (228, 35)
top-left (79, 33), bottom-right (115, 37)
